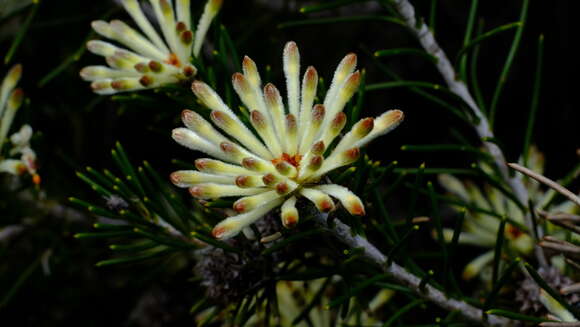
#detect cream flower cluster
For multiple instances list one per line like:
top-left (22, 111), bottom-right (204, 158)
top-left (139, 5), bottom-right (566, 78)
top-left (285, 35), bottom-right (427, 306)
top-left (81, 0), bottom-right (223, 94)
top-left (0, 64), bottom-right (39, 184)
top-left (196, 278), bottom-right (393, 326)
top-left (171, 41), bottom-right (404, 239)
top-left (438, 147), bottom-right (576, 280)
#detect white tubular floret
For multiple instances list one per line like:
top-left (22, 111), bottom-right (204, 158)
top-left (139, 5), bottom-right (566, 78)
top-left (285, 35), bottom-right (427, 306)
top-left (189, 183), bottom-right (266, 200)
top-left (121, 0), bottom-right (169, 52)
top-left (314, 184), bottom-right (365, 216)
top-left (212, 197), bottom-right (284, 239)
top-left (353, 110), bottom-right (404, 148)
top-left (170, 170), bottom-right (235, 187)
top-left (181, 110), bottom-right (229, 146)
top-left (283, 41), bottom-right (300, 118)
top-left (299, 188), bottom-right (335, 213)
top-left (172, 127), bottom-right (232, 162)
top-left (194, 0), bottom-right (223, 56)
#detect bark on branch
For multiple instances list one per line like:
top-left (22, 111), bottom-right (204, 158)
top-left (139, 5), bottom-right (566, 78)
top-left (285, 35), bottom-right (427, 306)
top-left (314, 214), bottom-right (511, 326)
top-left (390, 0), bottom-right (545, 264)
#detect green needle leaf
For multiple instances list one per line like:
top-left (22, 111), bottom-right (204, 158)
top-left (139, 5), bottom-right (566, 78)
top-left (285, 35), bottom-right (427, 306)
top-left (524, 262), bottom-right (580, 319)
top-left (455, 22), bottom-right (521, 70)
top-left (292, 277), bottom-right (332, 325)
top-left (366, 80), bottom-right (446, 93)
top-left (113, 142), bottom-right (146, 197)
top-left (75, 171), bottom-right (113, 197)
top-left (459, 0), bottom-right (479, 81)
top-left (299, 0), bottom-right (370, 14)
top-left (327, 274), bottom-right (389, 309)
top-left (3, 0), bottom-right (40, 64)
top-left (472, 163), bottom-right (526, 212)
top-left (394, 168), bottom-right (477, 176)
top-left (484, 257), bottom-right (521, 310)
top-left (374, 282), bottom-right (413, 293)
top-left (491, 218), bottom-right (507, 286)
top-left (367, 49), bottom-right (471, 123)
top-left (372, 188), bottom-right (398, 244)
top-left (74, 230), bottom-right (137, 239)
top-left (218, 24), bottom-right (241, 72)
top-left (262, 228), bottom-right (325, 256)
top-left (428, 181), bottom-right (449, 287)
top-left (0, 254), bottom-right (42, 308)
top-left (539, 162), bottom-right (580, 210)
top-left (374, 48), bottom-right (438, 64)
top-left (486, 308), bottom-right (553, 323)
top-left (365, 81), bottom-right (473, 123)
top-left (401, 144), bottom-right (493, 160)
top-left (429, 0), bottom-right (437, 33)
top-left (38, 8), bottom-right (116, 86)
top-left (109, 241), bottom-right (158, 252)
top-left (383, 299), bottom-right (426, 327)
top-left (278, 15), bottom-right (405, 29)
top-left (349, 69), bottom-right (366, 128)
top-left (386, 225), bottom-right (420, 265)
top-left (408, 163), bottom-right (426, 224)
top-left (522, 34), bottom-right (544, 166)
top-left (68, 197), bottom-right (120, 218)
top-left (95, 248), bottom-right (175, 267)
top-left (190, 231), bottom-right (241, 253)
top-left (489, 0), bottom-right (530, 128)
top-left (470, 19), bottom-right (487, 112)
top-left (93, 223), bottom-right (132, 231)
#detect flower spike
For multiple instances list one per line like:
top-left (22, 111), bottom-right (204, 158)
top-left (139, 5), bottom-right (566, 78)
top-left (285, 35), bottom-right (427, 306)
top-left (433, 146), bottom-right (574, 281)
top-left (81, 0), bottom-right (222, 94)
top-left (0, 66), bottom-right (40, 183)
top-left (171, 42), bottom-right (403, 239)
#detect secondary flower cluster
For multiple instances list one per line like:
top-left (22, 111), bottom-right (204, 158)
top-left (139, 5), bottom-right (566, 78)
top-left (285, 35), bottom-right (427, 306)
top-left (0, 64), bottom-right (39, 184)
top-left (81, 0), bottom-right (222, 94)
top-left (438, 147), bottom-right (576, 280)
top-left (171, 41), bottom-right (404, 239)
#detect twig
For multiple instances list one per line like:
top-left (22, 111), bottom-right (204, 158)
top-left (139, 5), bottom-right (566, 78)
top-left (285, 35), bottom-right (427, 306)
top-left (560, 283), bottom-right (580, 295)
top-left (17, 190), bottom-right (87, 222)
top-left (540, 323), bottom-right (580, 327)
top-left (544, 219), bottom-right (580, 236)
top-left (0, 224), bottom-right (25, 243)
top-left (566, 258), bottom-right (580, 271)
top-left (538, 211), bottom-right (580, 223)
top-left (389, 0), bottom-right (545, 265)
top-left (539, 239), bottom-right (580, 256)
top-left (313, 214), bottom-right (511, 326)
top-left (508, 163), bottom-right (580, 207)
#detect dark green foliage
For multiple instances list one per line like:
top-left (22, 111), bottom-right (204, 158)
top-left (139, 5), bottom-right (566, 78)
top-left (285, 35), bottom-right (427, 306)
top-left (0, 0), bottom-right (577, 326)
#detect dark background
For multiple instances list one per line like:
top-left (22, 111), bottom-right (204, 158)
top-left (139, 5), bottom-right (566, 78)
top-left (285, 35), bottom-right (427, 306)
top-left (0, 0), bottom-right (575, 325)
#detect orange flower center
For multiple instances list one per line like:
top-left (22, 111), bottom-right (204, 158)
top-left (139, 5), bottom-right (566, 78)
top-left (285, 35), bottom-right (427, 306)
top-left (271, 153), bottom-right (302, 168)
top-left (165, 53), bottom-right (181, 67)
top-left (506, 224), bottom-right (523, 239)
